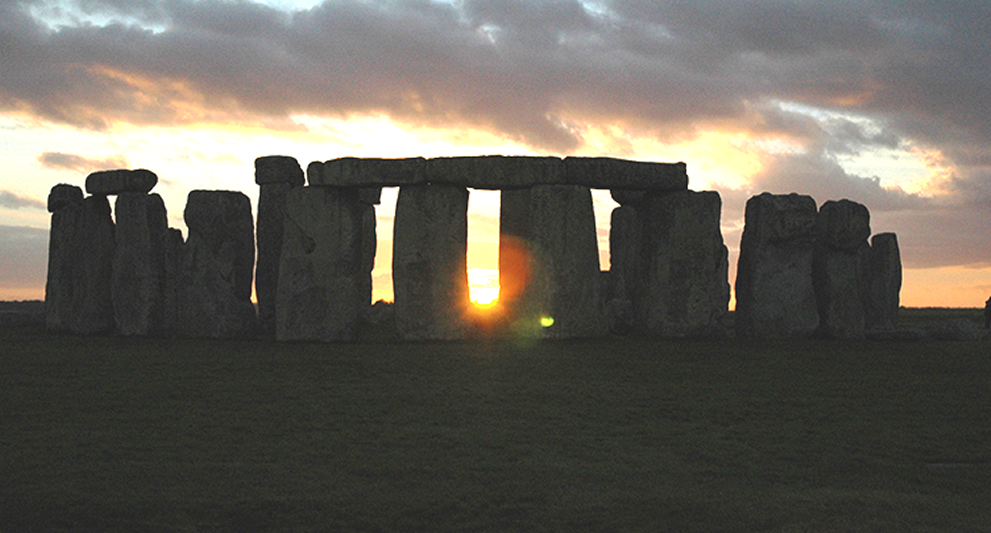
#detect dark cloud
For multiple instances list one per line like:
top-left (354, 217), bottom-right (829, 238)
top-left (0, 191), bottom-right (46, 211)
top-left (39, 151), bottom-right (129, 173)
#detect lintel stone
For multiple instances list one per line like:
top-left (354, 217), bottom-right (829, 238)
top-left (86, 169), bottom-right (158, 195)
top-left (565, 157), bottom-right (688, 190)
top-left (308, 157), bottom-right (426, 187)
top-left (425, 156), bottom-right (565, 189)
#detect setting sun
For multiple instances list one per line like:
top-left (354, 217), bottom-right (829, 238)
top-left (468, 268), bottom-right (500, 306)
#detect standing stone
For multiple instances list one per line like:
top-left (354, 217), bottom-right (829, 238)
top-left (113, 192), bottom-right (169, 336)
top-left (608, 205), bottom-right (641, 302)
top-left (735, 193), bottom-right (819, 338)
top-left (499, 185), bottom-right (605, 339)
top-left (163, 228), bottom-right (184, 333)
top-left (866, 233), bottom-right (901, 330)
top-left (254, 156), bottom-right (305, 335)
top-left (277, 187), bottom-right (365, 342)
top-left (636, 191), bottom-right (729, 337)
top-left (393, 184), bottom-right (470, 340)
top-left (45, 187), bottom-right (116, 333)
top-left (359, 203), bottom-right (377, 308)
top-left (813, 199), bottom-right (871, 339)
top-left (178, 190), bottom-right (256, 338)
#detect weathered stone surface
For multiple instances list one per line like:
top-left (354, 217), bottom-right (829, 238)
top-left (255, 155), bottom-right (304, 185)
top-left (813, 199), bottom-right (871, 339)
top-left (393, 184), bottom-right (471, 340)
top-left (113, 192), bottom-right (169, 336)
top-left (86, 169), bottom-right (158, 195)
top-left (177, 190), bottom-right (256, 338)
top-left (565, 157), bottom-right (688, 190)
top-left (255, 181), bottom-right (301, 334)
top-left (425, 156), bottom-right (565, 189)
top-left (309, 158), bottom-right (426, 187)
top-left (735, 193), bottom-right (819, 338)
top-left (47, 183), bottom-right (83, 213)
top-left (866, 233), bottom-right (901, 330)
top-left (277, 187), bottom-right (365, 342)
top-left (499, 185), bottom-right (605, 339)
top-left (634, 191), bottom-right (729, 337)
top-left (163, 228), bottom-right (184, 334)
top-left (608, 205), bottom-right (641, 302)
top-left (45, 193), bottom-right (116, 333)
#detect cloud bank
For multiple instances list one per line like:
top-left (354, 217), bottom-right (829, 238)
top-left (1, 0), bottom-right (989, 273)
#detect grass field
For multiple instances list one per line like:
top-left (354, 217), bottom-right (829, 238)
top-left (1, 317), bottom-right (989, 532)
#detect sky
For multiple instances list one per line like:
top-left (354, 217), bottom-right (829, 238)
top-left (1, 0), bottom-right (990, 307)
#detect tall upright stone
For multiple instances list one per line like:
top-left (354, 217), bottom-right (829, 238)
top-left (393, 184), bottom-right (470, 340)
top-left (608, 205), bottom-right (641, 302)
top-left (499, 185), bottom-right (605, 339)
top-left (163, 228), bottom-right (184, 334)
top-left (735, 193), bottom-right (819, 338)
top-left (866, 233), bottom-right (901, 330)
top-left (813, 199), bottom-right (871, 339)
top-left (113, 192), bottom-right (169, 336)
top-left (177, 190), bottom-right (256, 338)
top-left (635, 191), bottom-right (729, 337)
top-left (359, 203), bottom-right (377, 307)
top-left (45, 186), bottom-right (116, 333)
top-left (277, 187), bottom-right (366, 342)
top-left (255, 156), bottom-right (304, 334)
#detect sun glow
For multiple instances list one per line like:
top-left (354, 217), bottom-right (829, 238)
top-left (468, 268), bottom-right (500, 306)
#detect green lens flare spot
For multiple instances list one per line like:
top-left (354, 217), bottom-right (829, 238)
top-left (540, 316), bottom-right (555, 328)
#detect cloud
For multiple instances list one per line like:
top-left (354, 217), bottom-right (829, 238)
top-left (38, 152), bottom-right (129, 173)
top-left (0, 191), bottom-right (46, 211)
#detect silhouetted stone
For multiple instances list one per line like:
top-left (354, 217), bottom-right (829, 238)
top-left (255, 156), bottom-right (304, 334)
top-left (866, 233), bottom-right (901, 330)
top-left (86, 169), bottom-right (157, 195)
top-left (47, 183), bottom-right (83, 212)
top-left (735, 193), bottom-right (819, 338)
top-left (45, 191), bottom-right (115, 334)
top-left (255, 155), bottom-right (305, 186)
top-left (163, 228), bottom-right (184, 333)
top-left (113, 192), bottom-right (169, 336)
top-left (277, 187), bottom-right (365, 342)
top-left (393, 184), bottom-right (470, 340)
top-left (813, 199), bottom-right (871, 339)
top-left (608, 205), bottom-right (641, 302)
top-left (177, 190), bottom-right (256, 338)
top-left (425, 156), bottom-right (565, 189)
top-left (309, 157), bottom-right (426, 187)
top-left (499, 185), bottom-right (605, 339)
top-left (921, 318), bottom-right (988, 341)
top-left (565, 157), bottom-right (688, 190)
top-left (635, 191), bottom-right (729, 337)
top-left (610, 189), bottom-right (646, 206)
top-left (360, 204), bottom-right (376, 308)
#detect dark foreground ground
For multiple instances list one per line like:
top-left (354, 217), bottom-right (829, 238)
top-left (1, 309), bottom-right (989, 532)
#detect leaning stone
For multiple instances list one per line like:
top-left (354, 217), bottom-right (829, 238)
top-left (813, 199), bottom-right (871, 339)
top-left (425, 156), bottom-right (565, 189)
top-left (47, 183), bottom-right (83, 212)
top-left (393, 184), bottom-right (471, 340)
top-left (564, 157), bottom-right (688, 190)
top-left (86, 169), bottom-right (157, 195)
top-left (499, 185), bottom-right (606, 339)
top-left (735, 193), bottom-right (819, 338)
top-left (635, 190), bottom-right (729, 337)
top-left (866, 233), bottom-right (901, 330)
top-left (277, 187), bottom-right (366, 342)
top-left (177, 190), bottom-right (256, 338)
top-left (45, 193), bottom-right (116, 334)
top-left (113, 192), bottom-right (169, 336)
top-left (254, 155), bottom-right (304, 185)
top-left (309, 157), bottom-right (426, 187)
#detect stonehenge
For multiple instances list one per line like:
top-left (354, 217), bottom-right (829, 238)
top-left (44, 155), bottom-right (904, 342)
